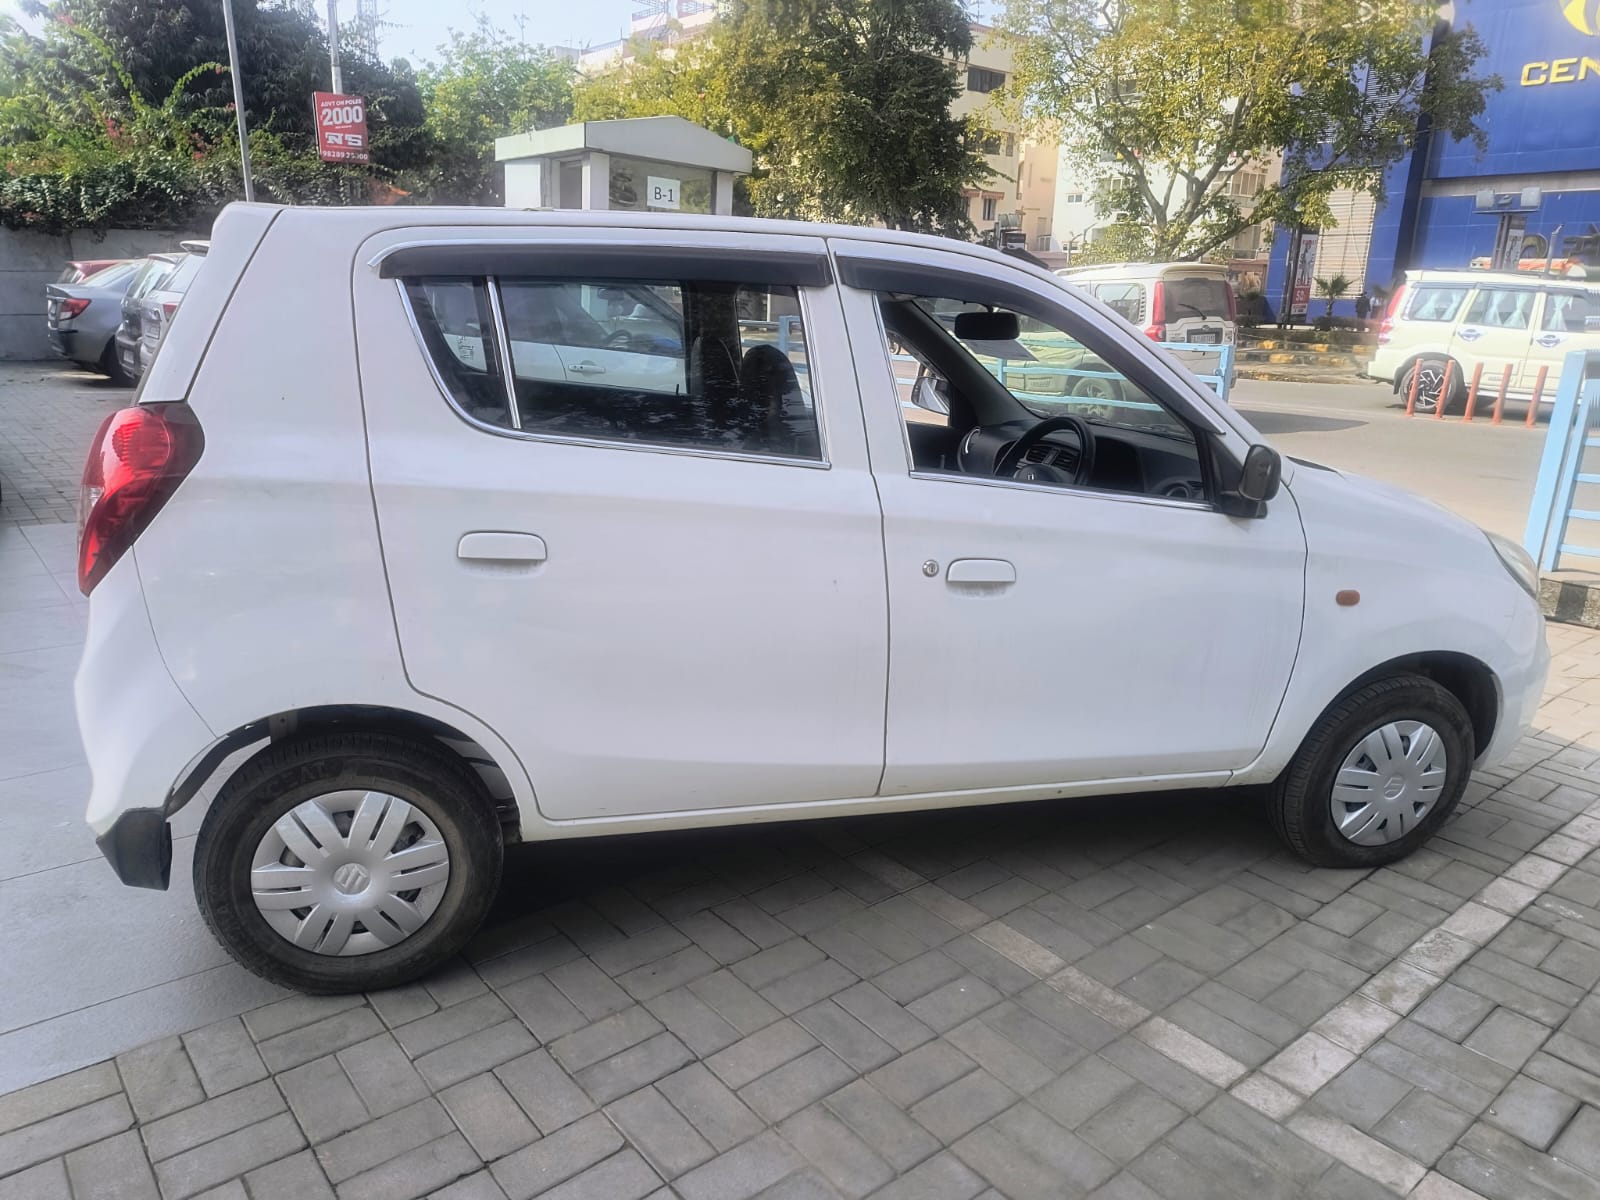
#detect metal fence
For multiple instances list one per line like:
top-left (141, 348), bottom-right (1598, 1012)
top-left (1524, 349), bottom-right (1600, 571)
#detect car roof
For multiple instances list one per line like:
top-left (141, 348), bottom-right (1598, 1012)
top-left (1404, 268), bottom-right (1598, 291)
top-left (1057, 262), bottom-right (1229, 280)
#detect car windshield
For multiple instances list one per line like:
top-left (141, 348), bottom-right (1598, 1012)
top-left (81, 261), bottom-right (139, 289)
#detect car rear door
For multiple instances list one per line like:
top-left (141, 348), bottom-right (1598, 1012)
top-left (355, 226), bottom-right (889, 822)
top-left (1449, 285), bottom-right (1535, 393)
top-left (1528, 288), bottom-right (1597, 398)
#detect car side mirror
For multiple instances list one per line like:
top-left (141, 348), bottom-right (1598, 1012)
top-left (1217, 443), bottom-right (1281, 518)
top-left (911, 371), bottom-right (950, 416)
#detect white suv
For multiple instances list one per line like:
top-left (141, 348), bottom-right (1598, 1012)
top-left (77, 204), bottom-right (1549, 993)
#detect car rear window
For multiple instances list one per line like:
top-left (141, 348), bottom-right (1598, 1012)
top-left (163, 254), bottom-right (205, 295)
top-left (1403, 285), bottom-right (1469, 322)
top-left (1163, 276), bottom-right (1232, 320)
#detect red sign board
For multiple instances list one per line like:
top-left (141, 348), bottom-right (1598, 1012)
top-left (314, 92), bottom-right (369, 163)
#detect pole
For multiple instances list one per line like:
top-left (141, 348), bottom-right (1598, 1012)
top-left (1545, 224), bottom-right (1563, 278)
top-left (327, 0), bottom-right (343, 94)
top-left (220, 0), bottom-right (254, 202)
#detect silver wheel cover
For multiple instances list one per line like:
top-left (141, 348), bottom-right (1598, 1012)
top-left (251, 790), bottom-right (450, 956)
top-left (1329, 721), bottom-right (1449, 846)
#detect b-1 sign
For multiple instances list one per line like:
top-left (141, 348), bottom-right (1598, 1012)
top-left (314, 92), bottom-right (369, 164)
top-left (646, 176), bottom-right (681, 210)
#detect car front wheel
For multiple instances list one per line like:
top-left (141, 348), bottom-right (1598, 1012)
top-left (194, 733), bottom-right (503, 993)
top-left (1269, 675), bottom-right (1473, 867)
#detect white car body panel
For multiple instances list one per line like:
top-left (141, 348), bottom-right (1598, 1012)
top-left (75, 204), bottom-right (1548, 858)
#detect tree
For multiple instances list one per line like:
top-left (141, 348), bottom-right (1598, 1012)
top-left (574, 0), bottom-right (991, 235)
top-left (415, 17), bottom-right (575, 204)
top-left (998, 0), bottom-right (1499, 261)
top-left (1314, 272), bottom-right (1352, 322)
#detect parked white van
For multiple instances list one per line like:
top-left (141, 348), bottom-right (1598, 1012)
top-left (76, 205), bottom-right (1546, 992)
top-left (1366, 269), bottom-right (1600, 414)
top-left (1056, 261), bottom-right (1238, 347)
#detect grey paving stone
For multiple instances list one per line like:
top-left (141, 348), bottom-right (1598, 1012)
top-left (1446, 1119), bottom-right (1600, 1200)
top-left (1031, 1055), bottom-right (1136, 1131)
top-left (1541, 939), bottom-right (1600, 990)
top-left (1308, 1161), bottom-right (1405, 1200)
top-left (497, 975), bottom-right (588, 1044)
top-left (1097, 1037), bottom-right (1218, 1114)
top-left (1388, 1021), bottom-right (1517, 1095)
top-left (865, 1042), bottom-right (974, 1109)
top-left (794, 1000), bottom-right (896, 1073)
top-left (1366, 1040), bottom-right (1498, 1117)
top-left (440, 1074), bottom-right (539, 1162)
top-left (425, 1172), bottom-right (508, 1200)
top-left (1118, 959), bottom-right (1207, 1012)
top-left (831, 984), bottom-right (933, 1054)
top-left (607, 1086), bottom-right (714, 1179)
top-left (426, 962), bottom-right (492, 1008)
top-left (242, 995), bottom-right (367, 1043)
top-left (418, 1021), bottom-right (541, 1092)
top-left (616, 946), bottom-right (720, 1004)
top-left (338, 1034), bottom-right (432, 1119)
top-left (690, 971), bottom-right (784, 1036)
top-left (142, 1079), bottom-right (283, 1163)
top-left (64, 1129), bottom-right (158, 1200)
top-left (1463, 1009), bottom-right (1551, 1072)
top-left (740, 1046), bottom-right (856, 1123)
top-left (950, 1119), bottom-right (1080, 1200)
top-left (643, 987), bottom-right (742, 1057)
top-left (1524, 1050), bottom-right (1600, 1108)
top-left (241, 1148), bottom-right (336, 1200)
top-left (706, 1021), bottom-right (817, 1091)
top-left (315, 1099), bottom-right (455, 1184)
top-left (1083, 1173), bottom-right (1164, 1200)
top-left (991, 1104), bottom-right (1121, 1193)
top-left (822, 1080), bottom-right (939, 1172)
top-left (575, 1032), bottom-right (696, 1105)
top-left (152, 1112), bottom-right (305, 1200)
top-left (547, 959), bottom-right (634, 1021)
top-left (1413, 983), bottom-right (1498, 1042)
top-left (1198, 1093), bottom-right (1334, 1183)
top-left (872, 951), bottom-right (965, 1005)
top-left (1485, 1075), bottom-right (1580, 1150)
top-left (761, 961), bottom-right (859, 1016)
top-left (909, 1069), bottom-right (1016, 1144)
top-left (1162, 998), bottom-right (1277, 1068)
top-left (536, 1149), bottom-right (662, 1200)
top-left (778, 1104), bottom-right (895, 1198)
top-left (1312, 1059), bottom-right (1413, 1132)
top-left (1077, 1085), bottom-right (1185, 1164)
top-left (489, 1113), bottom-right (627, 1200)
top-left (0, 1064), bottom-right (118, 1138)
top-left (861, 1149), bottom-right (984, 1200)
top-left (495, 1050), bottom-right (595, 1136)
top-left (0, 1158), bottom-right (70, 1200)
top-left (259, 1007), bottom-right (386, 1074)
top-left (1075, 935), bottom-right (1165, 989)
top-left (337, 1131), bottom-right (481, 1200)
top-left (116, 1038), bottom-right (205, 1124)
top-left (675, 912), bottom-right (759, 966)
top-left (1549, 1103), bottom-right (1600, 1177)
top-left (279, 1054), bottom-right (369, 1144)
top-left (365, 984), bottom-right (439, 1030)
top-left (550, 1007), bottom-right (662, 1075)
top-left (671, 1131), bottom-right (807, 1200)
top-left (396, 996), bottom-right (516, 1061)
top-left (183, 1018), bottom-right (269, 1097)
top-left (943, 1017), bottom-right (1055, 1095)
top-left (0, 1092), bottom-right (129, 1181)
top-left (732, 939), bottom-right (827, 992)
top-left (656, 1063), bottom-right (763, 1153)
top-left (752, 1167), bottom-right (846, 1200)
top-left (1375, 1090), bottom-right (1475, 1165)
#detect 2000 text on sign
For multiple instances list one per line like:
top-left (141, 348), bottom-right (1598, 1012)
top-left (314, 92), bottom-right (369, 164)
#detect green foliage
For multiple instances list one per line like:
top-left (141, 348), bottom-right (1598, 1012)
top-left (1314, 271), bottom-right (1352, 320)
top-left (999, 0), bottom-right (1500, 261)
top-left (413, 17), bottom-right (575, 204)
top-left (574, 0), bottom-right (990, 234)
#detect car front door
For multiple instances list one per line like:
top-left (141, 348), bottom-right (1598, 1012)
top-left (1449, 286), bottom-right (1535, 395)
top-left (833, 242), bottom-right (1306, 796)
top-left (356, 228), bottom-right (888, 821)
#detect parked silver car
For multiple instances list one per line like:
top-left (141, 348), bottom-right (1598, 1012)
top-left (135, 241), bottom-right (209, 373)
top-left (113, 254), bottom-right (181, 383)
top-left (44, 261), bottom-right (142, 381)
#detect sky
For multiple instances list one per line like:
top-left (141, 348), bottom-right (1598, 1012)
top-left (0, 0), bottom-right (646, 64)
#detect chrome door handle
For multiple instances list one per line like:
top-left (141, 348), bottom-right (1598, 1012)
top-left (568, 361), bottom-right (607, 375)
top-left (946, 558), bottom-right (1016, 585)
top-left (457, 532), bottom-right (547, 563)
top-left (1535, 334), bottom-right (1563, 348)
top-left (1456, 327), bottom-right (1481, 342)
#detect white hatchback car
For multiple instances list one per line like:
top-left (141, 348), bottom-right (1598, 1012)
top-left (77, 204), bottom-right (1549, 993)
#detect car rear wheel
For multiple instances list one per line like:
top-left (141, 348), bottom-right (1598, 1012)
top-left (1269, 675), bottom-right (1473, 867)
top-left (98, 340), bottom-right (133, 386)
top-left (1404, 358), bottom-right (1461, 415)
top-left (194, 733), bottom-right (503, 993)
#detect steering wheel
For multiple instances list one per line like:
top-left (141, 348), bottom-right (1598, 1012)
top-left (606, 329), bottom-right (634, 350)
top-left (992, 415), bottom-right (1096, 487)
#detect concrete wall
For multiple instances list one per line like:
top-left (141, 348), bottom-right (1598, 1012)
top-left (0, 228), bottom-right (203, 361)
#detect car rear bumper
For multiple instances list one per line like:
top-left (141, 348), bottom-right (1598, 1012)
top-left (46, 327), bottom-right (78, 358)
top-left (115, 333), bottom-right (142, 379)
top-left (75, 552), bottom-right (215, 889)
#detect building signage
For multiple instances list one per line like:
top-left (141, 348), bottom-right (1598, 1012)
top-left (1520, 0), bottom-right (1600, 84)
top-left (314, 92), bottom-right (369, 163)
top-left (646, 176), bottom-right (682, 210)
top-left (1289, 232), bottom-right (1319, 320)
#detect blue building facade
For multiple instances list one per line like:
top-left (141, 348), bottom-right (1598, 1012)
top-left (1266, 0), bottom-right (1600, 321)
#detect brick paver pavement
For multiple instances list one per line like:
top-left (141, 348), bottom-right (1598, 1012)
top-left (5, 361), bottom-right (1600, 1198)
top-left (0, 363), bottom-right (121, 526)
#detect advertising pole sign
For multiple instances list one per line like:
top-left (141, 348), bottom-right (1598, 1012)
top-left (1289, 231), bottom-right (1320, 321)
top-left (313, 92), bottom-right (369, 163)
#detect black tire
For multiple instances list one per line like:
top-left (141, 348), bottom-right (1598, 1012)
top-left (98, 338), bottom-right (133, 386)
top-left (1403, 357), bottom-right (1461, 415)
top-left (194, 733), bottom-right (503, 994)
top-left (1269, 675), bottom-right (1473, 868)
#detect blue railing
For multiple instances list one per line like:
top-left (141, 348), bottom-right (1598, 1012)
top-left (1524, 349), bottom-right (1600, 571)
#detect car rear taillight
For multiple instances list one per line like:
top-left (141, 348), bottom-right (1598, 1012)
top-left (60, 297), bottom-right (91, 320)
top-left (77, 404), bottom-right (203, 595)
top-left (1143, 280), bottom-right (1167, 341)
top-left (162, 301), bottom-right (178, 319)
top-left (1377, 283), bottom-right (1406, 345)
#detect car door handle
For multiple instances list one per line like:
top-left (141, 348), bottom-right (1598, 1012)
top-left (1535, 333), bottom-right (1563, 348)
top-left (568, 360), bottom-right (607, 375)
top-left (1456, 327), bottom-right (1481, 342)
top-left (457, 532), bottom-right (547, 564)
top-left (946, 558), bottom-right (1016, 586)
